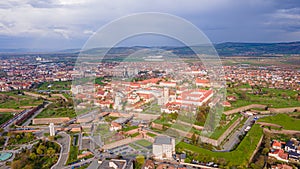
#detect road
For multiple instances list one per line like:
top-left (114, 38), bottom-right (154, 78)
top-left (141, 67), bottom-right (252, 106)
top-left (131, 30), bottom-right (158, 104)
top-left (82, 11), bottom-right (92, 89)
top-left (221, 116), bottom-right (254, 151)
top-left (59, 158), bottom-right (94, 169)
top-left (1, 109), bottom-right (30, 130)
top-left (22, 101), bottom-right (51, 126)
top-left (51, 132), bottom-right (71, 169)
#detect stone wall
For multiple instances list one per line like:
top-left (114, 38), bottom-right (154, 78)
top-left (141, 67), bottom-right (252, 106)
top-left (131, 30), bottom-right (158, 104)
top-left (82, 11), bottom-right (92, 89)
top-left (263, 128), bottom-right (300, 135)
top-left (152, 116), bottom-right (243, 147)
top-left (102, 137), bottom-right (141, 150)
top-left (32, 117), bottom-right (70, 125)
top-left (151, 122), bottom-right (164, 130)
top-left (269, 107), bottom-right (300, 114)
top-left (224, 104), bottom-right (266, 115)
top-left (249, 135), bottom-right (264, 164)
top-left (256, 122), bottom-right (282, 128)
top-left (216, 116), bottom-right (244, 145)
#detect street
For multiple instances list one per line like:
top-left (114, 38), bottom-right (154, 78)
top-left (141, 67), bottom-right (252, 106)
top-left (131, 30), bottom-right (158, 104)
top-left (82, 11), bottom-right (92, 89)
top-left (51, 132), bottom-right (71, 169)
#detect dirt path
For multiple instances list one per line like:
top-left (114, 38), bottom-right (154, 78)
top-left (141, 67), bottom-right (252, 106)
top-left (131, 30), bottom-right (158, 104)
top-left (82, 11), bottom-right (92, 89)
top-left (0, 108), bottom-right (23, 113)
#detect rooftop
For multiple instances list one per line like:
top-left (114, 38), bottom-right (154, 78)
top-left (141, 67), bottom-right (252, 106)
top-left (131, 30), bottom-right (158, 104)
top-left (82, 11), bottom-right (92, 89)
top-left (154, 136), bottom-right (173, 145)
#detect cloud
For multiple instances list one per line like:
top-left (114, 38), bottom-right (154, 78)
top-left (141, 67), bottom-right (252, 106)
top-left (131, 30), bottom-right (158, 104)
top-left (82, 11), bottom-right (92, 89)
top-left (0, 0), bottom-right (300, 49)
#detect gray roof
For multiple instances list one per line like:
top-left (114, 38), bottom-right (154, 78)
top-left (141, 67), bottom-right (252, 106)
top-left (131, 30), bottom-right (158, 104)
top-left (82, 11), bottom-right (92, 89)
top-left (154, 136), bottom-right (173, 145)
top-left (98, 159), bottom-right (133, 169)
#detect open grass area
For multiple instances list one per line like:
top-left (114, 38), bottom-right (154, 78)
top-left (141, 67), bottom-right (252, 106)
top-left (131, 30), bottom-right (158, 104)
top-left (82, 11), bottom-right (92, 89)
top-left (176, 124), bottom-right (263, 167)
top-left (208, 114), bottom-right (241, 139)
top-left (129, 143), bottom-right (142, 150)
top-left (67, 135), bottom-right (79, 165)
top-left (258, 113), bottom-right (300, 130)
top-left (135, 139), bottom-right (152, 147)
top-left (0, 91), bottom-right (43, 109)
top-left (37, 107), bottom-right (76, 118)
top-left (141, 103), bottom-right (161, 114)
top-left (36, 99), bottom-right (76, 118)
top-left (122, 125), bottom-right (138, 132)
top-left (154, 113), bottom-right (241, 140)
top-left (37, 81), bottom-right (71, 90)
top-left (146, 133), bottom-right (157, 138)
top-left (226, 87), bottom-right (299, 110)
top-left (0, 113), bottom-right (13, 125)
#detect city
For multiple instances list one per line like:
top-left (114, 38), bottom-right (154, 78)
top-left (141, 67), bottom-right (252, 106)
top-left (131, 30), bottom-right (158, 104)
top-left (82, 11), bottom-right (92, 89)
top-left (0, 1), bottom-right (300, 169)
top-left (0, 46), bottom-right (299, 169)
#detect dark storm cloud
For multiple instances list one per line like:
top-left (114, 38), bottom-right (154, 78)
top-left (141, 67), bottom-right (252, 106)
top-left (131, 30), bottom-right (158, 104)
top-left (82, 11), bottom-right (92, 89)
top-left (0, 0), bottom-right (299, 49)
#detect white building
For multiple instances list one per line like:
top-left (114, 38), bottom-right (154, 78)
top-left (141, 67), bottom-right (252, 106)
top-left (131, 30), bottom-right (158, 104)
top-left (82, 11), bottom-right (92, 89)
top-left (153, 136), bottom-right (175, 159)
top-left (49, 123), bottom-right (55, 136)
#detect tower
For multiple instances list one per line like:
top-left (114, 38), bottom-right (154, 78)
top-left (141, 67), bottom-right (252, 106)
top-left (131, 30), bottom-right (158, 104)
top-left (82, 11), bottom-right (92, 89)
top-left (49, 123), bottom-right (55, 136)
top-left (163, 87), bottom-right (169, 105)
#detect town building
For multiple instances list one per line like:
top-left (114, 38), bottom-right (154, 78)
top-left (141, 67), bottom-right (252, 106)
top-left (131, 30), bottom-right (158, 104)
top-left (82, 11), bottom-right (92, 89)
top-left (153, 136), bottom-right (175, 160)
top-left (98, 159), bottom-right (133, 169)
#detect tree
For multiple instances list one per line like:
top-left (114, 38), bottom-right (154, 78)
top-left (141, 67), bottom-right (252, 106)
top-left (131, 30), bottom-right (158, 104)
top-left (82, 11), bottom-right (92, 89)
top-left (262, 148), bottom-right (269, 155)
top-left (29, 152), bottom-right (37, 160)
top-left (135, 155), bottom-right (145, 169)
top-left (240, 91), bottom-right (248, 100)
top-left (196, 106), bottom-right (209, 122)
top-left (191, 133), bottom-right (197, 145)
top-left (36, 144), bottom-right (46, 155)
top-left (11, 160), bottom-right (23, 169)
top-left (46, 147), bottom-right (56, 157)
top-left (25, 133), bottom-right (34, 140)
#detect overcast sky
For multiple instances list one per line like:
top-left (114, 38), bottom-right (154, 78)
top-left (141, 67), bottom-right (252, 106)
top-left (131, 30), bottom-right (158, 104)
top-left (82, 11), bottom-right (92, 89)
top-left (0, 0), bottom-right (300, 49)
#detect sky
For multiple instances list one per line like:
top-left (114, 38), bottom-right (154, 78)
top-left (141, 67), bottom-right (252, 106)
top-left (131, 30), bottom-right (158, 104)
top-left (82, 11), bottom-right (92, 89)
top-left (0, 0), bottom-right (300, 50)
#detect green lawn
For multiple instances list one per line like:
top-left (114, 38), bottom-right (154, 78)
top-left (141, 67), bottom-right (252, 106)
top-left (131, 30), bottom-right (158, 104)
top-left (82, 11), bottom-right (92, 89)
top-left (37, 81), bottom-right (71, 90)
top-left (67, 135), bottom-right (79, 164)
top-left (154, 113), bottom-right (241, 140)
top-left (129, 143), bottom-right (142, 150)
top-left (123, 126), bottom-right (138, 132)
top-left (208, 114), bottom-right (241, 139)
top-left (142, 103), bottom-right (161, 114)
top-left (135, 139), bottom-right (152, 147)
top-left (146, 133), bottom-right (157, 138)
top-left (258, 113), bottom-right (300, 130)
top-left (0, 92), bottom-right (43, 109)
top-left (176, 124), bottom-right (263, 167)
top-left (37, 107), bottom-right (76, 118)
top-left (36, 100), bottom-right (76, 118)
top-left (0, 113), bottom-right (13, 125)
top-left (226, 87), bottom-right (299, 110)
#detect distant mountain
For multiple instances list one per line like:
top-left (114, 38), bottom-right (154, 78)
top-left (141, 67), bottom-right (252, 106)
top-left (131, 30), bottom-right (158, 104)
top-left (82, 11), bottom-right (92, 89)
top-left (1, 41), bottom-right (300, 56)
top-left (215, 41), bottom-right (300, 56)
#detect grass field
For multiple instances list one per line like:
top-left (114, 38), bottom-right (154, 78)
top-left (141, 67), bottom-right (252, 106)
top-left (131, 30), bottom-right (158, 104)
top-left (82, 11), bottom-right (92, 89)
top-left (208, 114), bottom-right (241, 139)
top-left (226, 87), bottom-right (299, 110)
top-left (129, 143), bottom-right (142, 150)
top-left (146, 133), bottom-right (157, 138)
top-left (135, 139), bottom-right (152, 147)
top-left (36, 100), bottom-right (76, 118)
top-left (67, 135), bottom-right (79, 164)
top-left (258, 113), bottom-right (300, 130)
top-left (37, 81), bottom-right (71, 90)
top-left (176, 124), bottom-right (263, 167)
top-left (0, 113), bottom-right (13, 125)
top-left (0, 92), bottom-right (43, 109)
